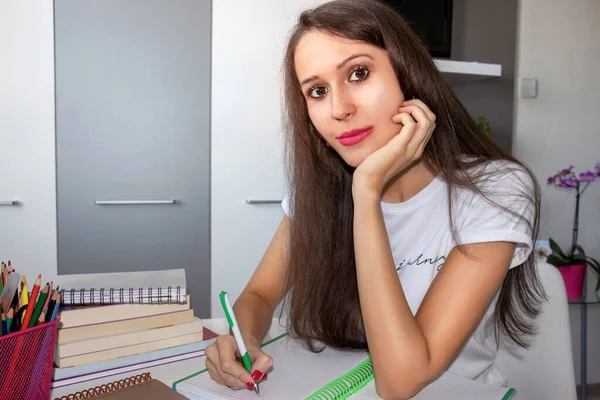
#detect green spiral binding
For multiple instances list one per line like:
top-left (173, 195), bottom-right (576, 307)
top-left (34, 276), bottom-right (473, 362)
top-left (305, 357), bottom-right (374, 400)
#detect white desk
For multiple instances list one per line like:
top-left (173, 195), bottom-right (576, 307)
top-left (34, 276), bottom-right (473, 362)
top-left (50, 318), bottom-right (286, 399)
top-left (51, 319), bottom-right (519, 399)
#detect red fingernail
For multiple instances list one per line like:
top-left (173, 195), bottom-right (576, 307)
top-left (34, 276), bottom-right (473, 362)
top-left (252, 370), bottom-right (263, 381)
top-left (246, 381), bottom-right (255, 390)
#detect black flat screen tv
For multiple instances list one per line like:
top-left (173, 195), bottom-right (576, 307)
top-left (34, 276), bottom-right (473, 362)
top-left (382, 0), bottom-right (453, 58)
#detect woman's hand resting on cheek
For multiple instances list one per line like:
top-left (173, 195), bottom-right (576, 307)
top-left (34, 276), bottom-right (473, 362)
top-left (205, 335), bottom-right (272, 391)
top-left (352, 99), bottom-right (436, 197)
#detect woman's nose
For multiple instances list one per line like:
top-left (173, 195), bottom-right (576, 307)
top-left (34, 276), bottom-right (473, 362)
top-left (330, 89), bottom-right (356, 121)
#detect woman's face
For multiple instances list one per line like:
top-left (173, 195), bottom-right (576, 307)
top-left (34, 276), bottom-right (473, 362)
top-left (295, 30), bottom-right (406, 168)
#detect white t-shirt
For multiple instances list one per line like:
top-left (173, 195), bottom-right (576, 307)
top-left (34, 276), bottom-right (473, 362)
top-left (281, 160), bottom-right (535, 387)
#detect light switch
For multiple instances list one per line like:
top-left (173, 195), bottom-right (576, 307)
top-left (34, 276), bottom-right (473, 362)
top-left (519, 78), bottom-right (538, 98)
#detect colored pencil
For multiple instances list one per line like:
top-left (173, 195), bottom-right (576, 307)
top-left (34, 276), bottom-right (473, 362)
top-left (46, 287), bottom-right (58, 322)
top-left (1, 265), bottom-right (6, 289)
top-left (38, 301), bottom-right (49, 325)
top-left (42, 281), bottom-right (53, 314)
top-left (29, 283), bottom-right (49, 328)
top-left (38, 283), bottom-right (53, 325)
top-left (50, 294), bottom-right (61, 321)
top-left (45, 292), bottom-right (56, 323)
top-left (11, 284), bottom-right (19, 316)
top-left (1, 309), bottom-right (6, 335)
top-left (12, 305), bottom-right (22, 332)
top-left (21, 274), bottom-right (41, 330)
top-left (6, 306), bottom-right (14, 334)
top-left (9, 293), bottom-right (18, 333)
top-left (20, 275), bottom-right (28, 323)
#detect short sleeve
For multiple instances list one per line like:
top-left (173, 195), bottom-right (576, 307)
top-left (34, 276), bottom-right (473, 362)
top-left (281, 194), bottom-right (291, 217)
top-left (455, 162), bottom-right (536, 269)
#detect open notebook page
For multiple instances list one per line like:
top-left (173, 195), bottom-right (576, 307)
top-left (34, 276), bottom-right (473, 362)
top-left (176, 334), bottom-right (516, 400)
top-left (175, 334), bottom-right (370, 399)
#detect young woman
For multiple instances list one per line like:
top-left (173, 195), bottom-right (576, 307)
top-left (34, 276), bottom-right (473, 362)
top-left (205, 1), bottom-right (546, 398)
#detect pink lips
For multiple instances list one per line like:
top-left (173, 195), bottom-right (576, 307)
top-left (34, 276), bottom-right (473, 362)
top-left (336, 127), bottom-right (373, 146)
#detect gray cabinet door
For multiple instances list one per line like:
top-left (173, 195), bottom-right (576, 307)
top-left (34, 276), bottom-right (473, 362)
top-left (55, 0), bottom-right (211, 317)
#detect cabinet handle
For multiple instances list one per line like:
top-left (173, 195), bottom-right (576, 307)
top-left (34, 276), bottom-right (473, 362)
top-left (94, 199), bottom-right (176, 205)
top-left (245, 199), bottom-right (282, 204)
top-left (0, 200), bottom-right (18, 206)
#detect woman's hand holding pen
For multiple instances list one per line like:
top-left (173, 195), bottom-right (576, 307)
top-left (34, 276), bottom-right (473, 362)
top-left (247, 344), bottom-right (271, 386)
top-left (205, 335), bottom-right (271, 392)
top-left (352, 99), bottom-right (436, 198)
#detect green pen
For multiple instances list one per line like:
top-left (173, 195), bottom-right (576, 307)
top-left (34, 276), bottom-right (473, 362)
top-left (220, 291), bottom-right (260, 396)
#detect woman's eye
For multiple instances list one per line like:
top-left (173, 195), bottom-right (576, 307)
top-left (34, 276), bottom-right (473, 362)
top-left (349, 67), bottom-right (369, 82)
top-left (308, 86), bottom-right (328, 99)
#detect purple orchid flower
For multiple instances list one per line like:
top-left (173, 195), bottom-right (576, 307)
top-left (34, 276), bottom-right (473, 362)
top-left (559, 177), bottom-right (578, 188)
top-left (547, 163), bottom-right (600, 190)
top-left (580, 171), bottom-right (596, 182)
top-left (561, 165), bottom-right (575, 175)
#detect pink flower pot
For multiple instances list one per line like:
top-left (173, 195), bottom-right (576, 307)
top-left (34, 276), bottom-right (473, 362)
top-left (558, 263), bottom-right (587, 299)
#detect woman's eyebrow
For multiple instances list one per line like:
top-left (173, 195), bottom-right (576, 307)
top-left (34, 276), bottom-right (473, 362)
top-left (299, 53), bottom-right (374, 87)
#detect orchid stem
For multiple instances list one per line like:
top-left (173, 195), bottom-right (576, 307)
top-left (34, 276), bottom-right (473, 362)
top-left (571, 185), bottom-right (580, 256)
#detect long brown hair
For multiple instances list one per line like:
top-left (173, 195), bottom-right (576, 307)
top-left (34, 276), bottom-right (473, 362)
top-left (281, 0), bottom-right (546, 352)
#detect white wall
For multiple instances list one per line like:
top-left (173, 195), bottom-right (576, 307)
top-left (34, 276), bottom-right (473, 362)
top-left (0, 2), bottom-right (58, 279)
top-left (210, 0), bottom-right (325, 316)
top-left (514, 0), bottom-right (600, 385)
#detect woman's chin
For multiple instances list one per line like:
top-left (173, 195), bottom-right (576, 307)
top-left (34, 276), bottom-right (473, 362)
top-left (337, 139), bottom-right (388, 169)
top-left (340, 152), bottom-right (370, 169)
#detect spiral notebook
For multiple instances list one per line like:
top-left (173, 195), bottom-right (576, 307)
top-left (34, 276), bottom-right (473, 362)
top-left (55, 269), bottom-right (187, 305)
top-left (53, 372), bottom-right (187, 400)
top-left (173, 333), bottom-right (517, 400)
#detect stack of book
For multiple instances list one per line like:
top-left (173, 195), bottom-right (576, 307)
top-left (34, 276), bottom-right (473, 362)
top-left (51, 269), bottom-right (216, 388)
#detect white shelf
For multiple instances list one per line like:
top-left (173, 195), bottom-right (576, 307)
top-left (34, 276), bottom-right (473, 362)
top-left (434, 59), bottom-right (502, 84)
